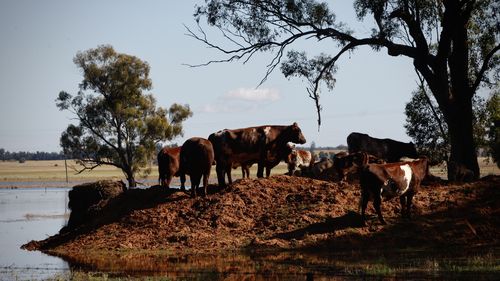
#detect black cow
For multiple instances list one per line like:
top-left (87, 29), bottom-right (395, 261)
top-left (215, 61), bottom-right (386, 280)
top-left (347, 132), bottom-right (418, 163)
top-left (209, 122), bottom-right (306, 187)
top-left (179, 137), bottom-right (215, 197)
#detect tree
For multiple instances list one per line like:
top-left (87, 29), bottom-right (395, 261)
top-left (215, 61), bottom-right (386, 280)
top-left (404, 86), bottom-right (449, 165)
top-left (56, 45), bottom-right (192, 187)
top-left (189, 0), bottom-right (499, 180)
top-left (486, 90), bottom-right (500, 167)
top-left (404, 84), bottom-right (491, 167)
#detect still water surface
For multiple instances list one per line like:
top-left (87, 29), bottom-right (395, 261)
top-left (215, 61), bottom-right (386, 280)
top-left (0, 187), bottom-right (70, 280)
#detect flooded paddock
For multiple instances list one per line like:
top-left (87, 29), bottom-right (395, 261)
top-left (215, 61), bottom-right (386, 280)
top-left (0, 187), bottom-right (70, 280)
top-left (0, 185), bottom-right (498, 280)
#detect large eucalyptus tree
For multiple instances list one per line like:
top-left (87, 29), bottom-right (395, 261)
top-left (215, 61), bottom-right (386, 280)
top-left (189, 0), bottom-right (499, 179)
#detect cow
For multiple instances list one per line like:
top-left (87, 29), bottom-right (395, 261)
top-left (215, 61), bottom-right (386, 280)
top-left (232, 161), bottom-right (253, 179)
top-left (347, 132), bottom-right (418, 163)
top-left (157, 147), bottom-right (182, 189)
top-left (287, 149), bottom-right (314, 176)
top-left (179, 137), bottom-right (215, 197)
top-left (209, 122), bottom-right (306, 187)
top-left (359, 157), bottom-right (428, 224)
top-left (333, 152), bottom-right (369, 183)
top-left (333, 152), bottom-right (386, 183)
top-left (309, 158), bottom-right (335, 179)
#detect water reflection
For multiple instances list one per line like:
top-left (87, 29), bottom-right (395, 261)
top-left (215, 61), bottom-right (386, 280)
top-left (57, 248), bottom-right (498, 280)
top-left (0, 188), bottom-right (70, 280)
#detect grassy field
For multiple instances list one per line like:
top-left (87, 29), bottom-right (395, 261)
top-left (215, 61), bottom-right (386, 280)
top-left (0, 159), bottom-right (289, 186)
top-left (0, 157), bottom-right (498, 186)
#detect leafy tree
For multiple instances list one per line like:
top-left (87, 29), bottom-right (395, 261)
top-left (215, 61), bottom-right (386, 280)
top-left (56, 45), bottom-right (192, 187)
top-left (189, 0), bottom-right (499, 180)
top-left (486, 90), bottom-right (500, 167)
top-left (404, 86), bottom-right (449, 165)
top-left (404, 83), bottom-right (490, 167)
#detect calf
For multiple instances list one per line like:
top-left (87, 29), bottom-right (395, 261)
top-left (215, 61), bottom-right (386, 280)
top-left (309, 158), bottom-right (335, 179)
top-left (333, 152), bottom-right (369, 183)
top-left (360, 157), bottom-right (428, 224)
top-left (179, 137), bottom-right (215, 197)
top-left (287, 149), bottom-right (313, 176)
top-left (157, 147), bottom-right (182, 189)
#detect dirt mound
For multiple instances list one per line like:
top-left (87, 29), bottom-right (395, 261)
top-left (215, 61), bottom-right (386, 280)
top-left (63, 180), bottom-right (127, 232)
top-left (23, 175), bottom-right (499, 257)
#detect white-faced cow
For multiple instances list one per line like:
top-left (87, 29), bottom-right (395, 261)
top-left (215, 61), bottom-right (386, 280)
top-left (360, 157), bottom-right (428, 224)
top-left (157, 147), bottom-right (182, 189)
top-left (209, 122), bottom-right (306, 187)
top-left (287, 149), bottom-right (314, 176)
top-left (179, 137), bottom-right (215, 197)
top-left (347, 132), bottom-right (418, 163)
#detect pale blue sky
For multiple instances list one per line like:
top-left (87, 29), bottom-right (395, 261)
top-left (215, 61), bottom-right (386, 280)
top-left (0, 0), bottom-right (418, 152)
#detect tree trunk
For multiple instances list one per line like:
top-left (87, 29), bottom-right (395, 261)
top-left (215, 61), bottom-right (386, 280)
top-left (443, 98), bottom-right (480, 181)
top-left (124, 169), bottom-right (136, 188)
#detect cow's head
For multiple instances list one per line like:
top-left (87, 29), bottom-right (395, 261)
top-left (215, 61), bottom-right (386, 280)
top-left (380, 178), bottom-right (398, 198)
top-left (287, 122), bottom-right (306, 144)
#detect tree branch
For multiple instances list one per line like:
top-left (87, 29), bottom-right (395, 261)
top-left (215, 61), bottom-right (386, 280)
top-left (471, 43), bottom-right (500, 94)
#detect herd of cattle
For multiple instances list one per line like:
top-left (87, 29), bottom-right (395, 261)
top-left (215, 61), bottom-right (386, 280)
top-left (158, 123), bottom-right (429, 224)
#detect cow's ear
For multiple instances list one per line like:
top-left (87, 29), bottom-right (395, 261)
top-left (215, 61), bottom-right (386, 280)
top-left (292, 122), bottom-right (298, 127)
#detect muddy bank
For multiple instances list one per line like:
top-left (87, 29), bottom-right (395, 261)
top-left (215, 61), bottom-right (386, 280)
top-left (23, 175), bottom-right (499, 261)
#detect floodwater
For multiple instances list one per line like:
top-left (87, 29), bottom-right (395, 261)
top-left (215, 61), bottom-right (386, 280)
top-left (0, 186), bottom-right (497, 280)
top-left (0, 187), bottom-right (70, 280)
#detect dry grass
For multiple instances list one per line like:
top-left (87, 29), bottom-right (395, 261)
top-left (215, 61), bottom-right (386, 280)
top-left (0, 160), bottom-right (290, 185)
top-left (0, 157), bottom-right (497, 185)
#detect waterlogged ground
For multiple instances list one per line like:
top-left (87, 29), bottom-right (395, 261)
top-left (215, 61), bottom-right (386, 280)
top-left (17, 175), bottom-right (499, 280)
top-left (0, 188), bottom-right (70, 280)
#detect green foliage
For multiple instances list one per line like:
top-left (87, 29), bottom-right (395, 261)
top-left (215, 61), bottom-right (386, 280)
top-left (404, 87), bottom-right (449, 164)
top-left (405, 86), bottom-right (495, 165)
top-left (56, 45), bottom-right (192, 187)
top-left (486, 91), bottom-right (500, 167)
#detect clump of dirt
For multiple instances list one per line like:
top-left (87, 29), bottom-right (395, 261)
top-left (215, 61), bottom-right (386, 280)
top-left (23, 175), bottom-right (499, 258)
top-left (62, 180), bottom-right (127, 232)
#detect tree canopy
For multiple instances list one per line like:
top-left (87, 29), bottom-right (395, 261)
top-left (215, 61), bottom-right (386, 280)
top-left (190, 0), bottom-right (499, 179)
top-left (56, 45), bottom-right (192, 187)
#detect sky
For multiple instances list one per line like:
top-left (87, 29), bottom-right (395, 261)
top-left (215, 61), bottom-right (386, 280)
top-left (0, 0), bottom-right (419, 152)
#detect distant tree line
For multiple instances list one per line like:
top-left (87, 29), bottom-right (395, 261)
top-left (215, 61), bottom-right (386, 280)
top-left (0, 148), bottom-right (65, 162)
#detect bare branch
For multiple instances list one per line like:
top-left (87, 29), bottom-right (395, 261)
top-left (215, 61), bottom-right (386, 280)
top-left (471, 43), bottom-right (500, 95)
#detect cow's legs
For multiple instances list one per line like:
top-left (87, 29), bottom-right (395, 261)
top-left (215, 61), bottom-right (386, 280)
top-left (406, 193), bottom-right (414, 219)
top-left (360, 190), bottom-right (370, 224)
top-left (257, 162), bottom-right (265, 178)
top-left (180, 172), bottom-right (186, 191)
top-left (374, 195), bottom-right (386, 225)
top-left (216, 164), bottom-right (226, 187)
top-left (226, 168), bottom-right (233, 185)
top-left (191, 174), bottom-right (202, 198)
top-left (399, 196), bottom-right (407, 218)
top-left (165, 176), bottom-right (172, 189)
top-left (202, 173), bottom-right (209, 197)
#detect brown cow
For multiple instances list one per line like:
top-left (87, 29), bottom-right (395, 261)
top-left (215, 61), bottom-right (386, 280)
top-left (179, 137), bottom-right (215, 197)
top-left (287, 149), bottom-right (313, 176)
top-left (209, 122), bottom-right (306, 187)
top-left (157, 147), bottom-right (182, 189)
top-left (360, 157), bottom-right (428, 224)
top-left (333, 152), bottom-right (385, 183)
